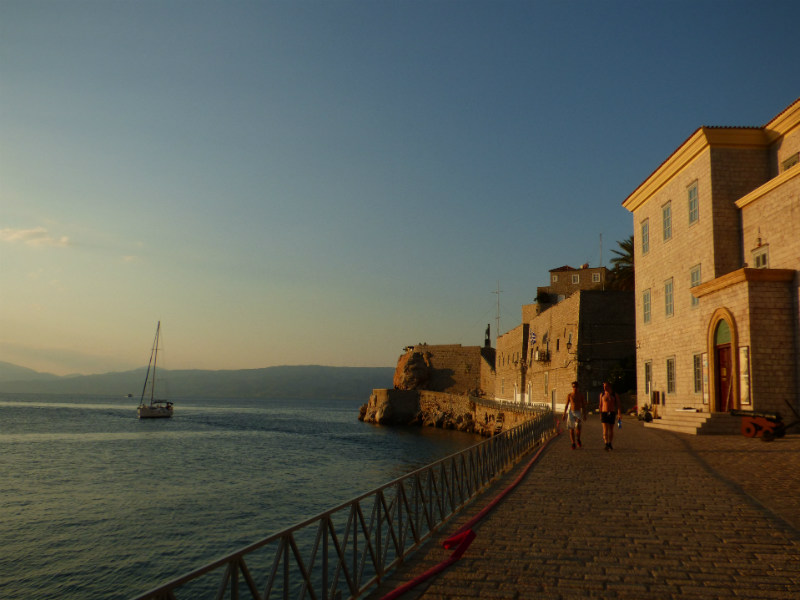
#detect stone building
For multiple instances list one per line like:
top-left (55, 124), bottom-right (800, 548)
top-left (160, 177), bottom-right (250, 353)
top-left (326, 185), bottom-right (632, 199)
top-left (534, 265), bottom-right (609, 314)
top-left (622, 97), bottom-right (800, 423)
top-left (495, 288), bottom-right (635, 410)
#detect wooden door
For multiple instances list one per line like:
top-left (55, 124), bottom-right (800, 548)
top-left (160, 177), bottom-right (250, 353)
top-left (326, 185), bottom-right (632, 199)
top-left (716, 344), bottom-right (732, 412)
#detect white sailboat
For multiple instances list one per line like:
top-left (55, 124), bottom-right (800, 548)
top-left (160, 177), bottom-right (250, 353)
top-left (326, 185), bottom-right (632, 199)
top-left (137, 321), bottom-right (174, 419)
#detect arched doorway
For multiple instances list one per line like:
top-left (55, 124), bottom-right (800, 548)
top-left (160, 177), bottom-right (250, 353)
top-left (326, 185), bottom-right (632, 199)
top-left (714, 321), bottom-right (733, 412)
top-left (707, 309), bottom-right (739, 413)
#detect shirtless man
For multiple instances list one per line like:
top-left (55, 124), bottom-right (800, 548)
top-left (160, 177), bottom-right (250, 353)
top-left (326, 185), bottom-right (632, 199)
top-left (599, 381), bottom-right (622, 451)
top-left (562, 381), bottom-right (586, 449)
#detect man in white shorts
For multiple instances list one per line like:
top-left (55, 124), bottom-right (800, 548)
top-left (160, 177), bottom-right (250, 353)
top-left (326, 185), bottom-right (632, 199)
top-left (562, 381), bottom-right (586, 450)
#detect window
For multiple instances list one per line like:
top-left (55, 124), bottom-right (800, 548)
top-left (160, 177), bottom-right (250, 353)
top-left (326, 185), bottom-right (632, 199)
top-left (667, 358), bottom-right (676, 394)
top-left (643, 289), bottom-right (651, 323)
top-left (690, 264), bottom-right (701, 307)
top-left (641, 219), bottom-right (650, 254)
top-left (665, 278), bottom-right (674, 317)
top-left (693, 354), bottom-right (703, 393)
top-left (662, 201), bottom-right (672, 241)
top-left (644, 361), bottom-right (652, 396)
top-left (753, 246), bottom-right (769, 268)
top-left (688, 182), bottom-right (699, 225)
top-left (552, 274), bottom-right (558, 283)
top-left (544, 372), bottom-right (549, 395)
top-left (592, 273), bottom-right (600, 283)
top-left (572, 274), bottom-right (580, 284)
top-left (783, 153), bottom-right (799, 172)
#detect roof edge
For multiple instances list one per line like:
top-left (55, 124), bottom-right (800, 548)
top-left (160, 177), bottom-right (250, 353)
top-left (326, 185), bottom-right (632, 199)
top-left (622, 98), bottom-right (800, 214)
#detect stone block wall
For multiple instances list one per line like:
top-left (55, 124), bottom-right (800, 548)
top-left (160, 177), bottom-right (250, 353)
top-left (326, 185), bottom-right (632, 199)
top-left (740, 174), bottom-right (800, 270)
top-left (709, 147), bottom-right (770, 275)
top-left (739, 170), bottom-right (800, 414)
top-left (527, 293), bottom-right (580, 408)
top-left (747, 279), bottom-right (797, 414)
top-left (495, 323), bottom-right (528, 402)
top-left (769, 109), bottom-right (800, 174)
top-left (632, 144), bottom-right (741, 411)
top-left (397, 344), bottom-right (494, 396)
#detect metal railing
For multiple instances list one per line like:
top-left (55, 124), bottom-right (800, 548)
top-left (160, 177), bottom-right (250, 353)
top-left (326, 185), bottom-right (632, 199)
top-left (470, 395), bottom-right (551, 415)
top-left (133, 410), bottom-right (556, 600)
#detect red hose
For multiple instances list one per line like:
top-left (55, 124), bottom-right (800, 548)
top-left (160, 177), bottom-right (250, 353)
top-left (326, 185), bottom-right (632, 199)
top-left (380, 426), bottom-right (560, 600)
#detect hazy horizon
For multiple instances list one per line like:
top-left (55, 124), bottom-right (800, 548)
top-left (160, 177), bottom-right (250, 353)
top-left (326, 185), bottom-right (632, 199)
top-left (1, 359), bottom-right (395, 379)
top-left (3, 1), bottom-right (798, 376)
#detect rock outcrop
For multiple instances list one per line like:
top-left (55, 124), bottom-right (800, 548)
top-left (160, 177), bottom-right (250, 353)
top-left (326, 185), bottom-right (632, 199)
top-left (359, 389), bottom-right (420, 426)
top-left (393, 350), bottom-right (431, 390)
top-left (359, 389), bottom-right (515, 437)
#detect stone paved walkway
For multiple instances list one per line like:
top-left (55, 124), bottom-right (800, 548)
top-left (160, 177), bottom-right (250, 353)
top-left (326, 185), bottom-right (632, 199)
top-left (366, 415), bottom-right (800, 599)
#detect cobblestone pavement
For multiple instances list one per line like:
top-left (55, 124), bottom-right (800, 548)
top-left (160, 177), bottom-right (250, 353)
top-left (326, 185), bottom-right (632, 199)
top-left (366, 416), bottom-right (800, 600)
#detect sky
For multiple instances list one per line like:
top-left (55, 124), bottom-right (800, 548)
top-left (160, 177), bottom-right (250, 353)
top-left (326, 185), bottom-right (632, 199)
top-left (1, 0), bottom-right (798, 376)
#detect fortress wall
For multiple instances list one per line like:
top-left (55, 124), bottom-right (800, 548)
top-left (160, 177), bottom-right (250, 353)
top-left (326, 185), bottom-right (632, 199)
top-left (402, 344), bottom-right (493, 395)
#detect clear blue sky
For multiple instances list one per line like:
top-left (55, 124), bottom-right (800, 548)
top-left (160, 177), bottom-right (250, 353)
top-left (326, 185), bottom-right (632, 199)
top-left (2, 0), bottom-right (798, 375)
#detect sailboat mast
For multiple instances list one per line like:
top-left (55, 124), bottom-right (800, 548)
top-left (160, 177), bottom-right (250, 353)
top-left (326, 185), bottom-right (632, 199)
top-left (151, 321), bottom-right (160, 403)
top-left (139, 322), bottom-right (160, 404)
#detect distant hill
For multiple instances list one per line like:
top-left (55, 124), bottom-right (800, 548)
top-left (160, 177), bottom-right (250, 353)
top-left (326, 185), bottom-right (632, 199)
top-left (0, 364), bottom-right (395, 400)
top-left (0, 361), bottom-right (61, 382)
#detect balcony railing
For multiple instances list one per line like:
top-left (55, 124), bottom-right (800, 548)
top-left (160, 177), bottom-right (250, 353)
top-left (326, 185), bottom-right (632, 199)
top-left (132, 410), bottom-right (556, 600)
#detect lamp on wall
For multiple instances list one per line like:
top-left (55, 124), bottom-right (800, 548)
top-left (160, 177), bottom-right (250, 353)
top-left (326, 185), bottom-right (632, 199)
top-left (566, 341), bottom-right (572, 352)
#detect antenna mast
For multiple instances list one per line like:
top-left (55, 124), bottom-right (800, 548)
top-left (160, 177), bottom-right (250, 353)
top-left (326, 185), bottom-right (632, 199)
top-left (599, 233), bottom-right (603, 267)
top-left (492, 281), bottom-right (502, 341)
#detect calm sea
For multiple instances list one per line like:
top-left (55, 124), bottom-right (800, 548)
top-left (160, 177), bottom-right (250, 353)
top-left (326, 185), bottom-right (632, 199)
top-left (0, 393), bottom-right (480, 599)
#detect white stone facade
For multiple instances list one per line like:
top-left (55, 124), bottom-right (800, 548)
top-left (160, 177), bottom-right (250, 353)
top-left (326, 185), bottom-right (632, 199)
top-left (623, 98), bottom-right (800, 416)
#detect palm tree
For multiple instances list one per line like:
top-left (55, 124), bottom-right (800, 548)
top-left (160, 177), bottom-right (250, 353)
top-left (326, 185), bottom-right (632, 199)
top-left (608, 235), bottom-right (634, 291)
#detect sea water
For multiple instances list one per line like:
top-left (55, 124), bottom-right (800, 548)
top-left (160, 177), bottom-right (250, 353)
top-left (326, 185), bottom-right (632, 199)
top-left (0, 394), bottom-right (480, 599)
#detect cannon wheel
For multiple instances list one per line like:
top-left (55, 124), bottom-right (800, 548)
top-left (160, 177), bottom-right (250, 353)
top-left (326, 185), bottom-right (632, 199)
top-left (761, 429), bottom-right (776, 442)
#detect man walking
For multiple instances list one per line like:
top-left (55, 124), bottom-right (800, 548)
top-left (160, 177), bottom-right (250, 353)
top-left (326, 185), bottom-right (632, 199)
top-left (562, 381), bottom-right (586, 449)
top-left (599, 381), bottom-right (622, 451)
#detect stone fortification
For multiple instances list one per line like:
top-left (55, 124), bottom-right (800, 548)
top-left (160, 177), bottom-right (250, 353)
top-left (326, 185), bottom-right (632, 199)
top-left (393, 343), bottom-right (495, 396)
top-left (360, 342), bottom-right (523, 436)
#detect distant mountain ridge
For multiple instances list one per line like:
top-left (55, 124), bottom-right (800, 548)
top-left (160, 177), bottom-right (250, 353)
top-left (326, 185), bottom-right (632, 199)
top-left (0, 361), bottom-right (61, 382)
top-left (0, 363), bottom-right (395, 400)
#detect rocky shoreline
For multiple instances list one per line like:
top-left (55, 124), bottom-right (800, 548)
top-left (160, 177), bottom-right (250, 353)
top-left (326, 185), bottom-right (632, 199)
top-left (358, 389), bottom-right (522, 437)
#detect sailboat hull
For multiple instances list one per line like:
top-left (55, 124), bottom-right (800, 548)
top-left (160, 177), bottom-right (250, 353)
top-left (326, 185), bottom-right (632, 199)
top-left (137, 403), bottom-right (173, 419)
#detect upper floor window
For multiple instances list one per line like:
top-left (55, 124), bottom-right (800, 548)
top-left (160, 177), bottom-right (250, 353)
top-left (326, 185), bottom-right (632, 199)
top-left (688, 182), bottom-right (699, 225)
top-left (572, 274), bottom-right (580, 284)
top-left (782, 153), bottom-right (799, 172)
top-left (662, 201), bottom-right (672, 241)
top-left (690, 264), bottom-right (701, 307)
top-left (753, 245), bottom-right (769, 268)
top-left (552, 274), bottom-right (558, 283)
top-left (665, 278), bottom-right (674, 317)
top-left (641, 219), bottom-right (650, 254)
top-left (592, 273), bottom-right (600, 283)
top-left (643, 289), bottom-right (651, 323)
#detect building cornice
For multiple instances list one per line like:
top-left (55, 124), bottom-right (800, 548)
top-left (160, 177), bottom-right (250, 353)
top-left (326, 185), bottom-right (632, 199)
top-left (622, 128), bottom-right (767, 213)
top-left (693, 268), bottom-right (796, 298)
top-left (736, 165), bottom-right (800, 209)
top-left (764, 97), bottom-right (800, 142)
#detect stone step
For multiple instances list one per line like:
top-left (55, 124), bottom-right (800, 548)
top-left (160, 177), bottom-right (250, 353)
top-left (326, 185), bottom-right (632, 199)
top-left (644, 411), bottom-right (741, 435)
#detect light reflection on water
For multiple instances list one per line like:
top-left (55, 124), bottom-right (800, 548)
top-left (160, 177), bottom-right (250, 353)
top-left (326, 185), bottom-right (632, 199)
top-left (0, 393), bottom-right (480, 600)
